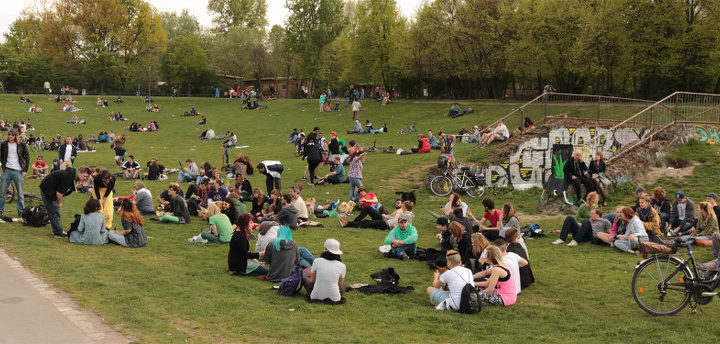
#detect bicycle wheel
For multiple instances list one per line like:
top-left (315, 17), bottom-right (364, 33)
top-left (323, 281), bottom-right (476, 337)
top-left (632, 255), bottom-right (692, 316)
top-left (429, 175), bottom-right (453, 197)
top-left (464, 178), bottom-right (485, 198)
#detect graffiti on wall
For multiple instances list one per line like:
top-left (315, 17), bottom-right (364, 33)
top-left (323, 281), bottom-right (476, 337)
top-left (485, 127), bottom-right (649, 189)
top-left (695, 125), bottom-right (720, 144)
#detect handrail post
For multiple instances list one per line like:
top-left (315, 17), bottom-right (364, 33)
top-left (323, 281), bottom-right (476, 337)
top-left (674, 95), bottom-right (679, 123)
top-left (597, 95), bottom-right (601, 123)
top-left (649, 110), bottom-right (654, 144)
top-left (543, 93), bottom-right (548, 123)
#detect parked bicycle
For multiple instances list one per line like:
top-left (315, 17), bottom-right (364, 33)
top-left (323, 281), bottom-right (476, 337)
top-left (429, 164), bottom-right (485, 198)
top-left (632, 237), bottom-right (720, 315)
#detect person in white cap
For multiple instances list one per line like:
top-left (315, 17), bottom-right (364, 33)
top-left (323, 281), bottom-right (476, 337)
top-left (306, 238), bottom-right (346, 302)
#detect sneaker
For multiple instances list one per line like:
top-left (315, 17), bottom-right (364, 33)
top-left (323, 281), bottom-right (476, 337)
top-left (1, 215), bottom-right (12, 223)
top-left (552, 239), bottom-right (565, 245)
top-left (610, 241), bottom-right (615, 248)
top-left (402, 254), bottom-right (410, 261)
top-left (567, 240), bottom-right (578, 247)
top-left (301, 176), bottom-right (308, 180)
top-left (54, 232), bottom-right (68, 238)
top-left (383, 252), bottom-right (391, 258)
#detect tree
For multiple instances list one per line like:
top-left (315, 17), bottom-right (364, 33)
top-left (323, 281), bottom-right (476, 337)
top-left (284, 0), bottom-right (346, 96)
top-left (161, 10), bottom-right (201, 39)
top-left (207, 0), bottom-right (267, 31)
top-left (162, 35), bottom-right (212, 96)
top-left (268, 25), bottom-right (300, 96)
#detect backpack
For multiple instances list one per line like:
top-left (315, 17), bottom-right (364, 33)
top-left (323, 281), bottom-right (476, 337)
top-left (452, 269), bottom-right (482, 314)
top-left (278, 267), bottom-right (304, 296)
top-left (21, 205), bottom-right (50, 227)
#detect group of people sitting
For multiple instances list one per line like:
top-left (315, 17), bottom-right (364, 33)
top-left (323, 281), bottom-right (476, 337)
top-left (128, 121), bottom-right (159, 132)
top-left (346, 120), bottom-right (387, 134)
top-left (145, 104), bottom-right (160, 112)
top-left (108, 112), bottom-right (126, 121)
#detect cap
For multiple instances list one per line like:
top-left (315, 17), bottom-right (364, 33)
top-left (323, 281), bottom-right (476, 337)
top-left (436, 217), bottom-right (450, 226)
top-left (635, 186), bottom-right (646, 194)
top-left (707, 193), bottom-right (718, 200)
top-left (324, 238), bottom-right (343, 255)
top-left (675, 191), bottom-right (686, 199)
top-left (398, 213), bottom-right (413, 223)
top-left (357, 186), bottom-right (366, 193)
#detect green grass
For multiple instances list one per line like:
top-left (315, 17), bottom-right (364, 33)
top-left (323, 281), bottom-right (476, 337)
top-left (0, 94), bottom-right (719, 343)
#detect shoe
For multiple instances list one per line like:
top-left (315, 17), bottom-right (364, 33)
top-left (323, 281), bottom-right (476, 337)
top-left (302, 176), bottom-right (307, 180)
top-left (150, 217), bottom-right (160, 222)
top-left (552, 239), bottom-right (564, 245)
top-left (383, 252), bottom-right (391, 258)
top-left (402, 254), bottom-right (410, 261)
top-left (1, 215), bottom-right (12, 223)
top-left (567, 240), bottom-right (578, 247)
top-left (257, 275), bottom-right (266, 281)
top-left (54, 232), bottom-right (68, 238)
top-left (610, 241), bottom-right (615, 248)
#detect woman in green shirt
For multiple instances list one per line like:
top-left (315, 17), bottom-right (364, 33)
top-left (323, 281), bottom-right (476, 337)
top-left (552, 192), bottom-right (598, 246)
top-left (188, 203), bottom-right (233, 244)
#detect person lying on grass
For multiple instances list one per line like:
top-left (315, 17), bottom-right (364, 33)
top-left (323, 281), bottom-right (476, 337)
top-left (108, 199), bottom-right (147, 248)
top-left (188, 203), bottom-right (232, 244)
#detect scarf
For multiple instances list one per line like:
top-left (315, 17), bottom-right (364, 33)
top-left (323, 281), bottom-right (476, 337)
top-left (320, 251), bottom-right (342, 262)
top-left (637, 206), bottom-right (651, 222)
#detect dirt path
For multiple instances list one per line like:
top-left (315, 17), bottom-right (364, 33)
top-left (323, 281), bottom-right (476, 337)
top-left (641, 163), bottom-right (697, 185)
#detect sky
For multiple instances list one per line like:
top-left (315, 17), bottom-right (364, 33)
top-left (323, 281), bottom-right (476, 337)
top-left (0, 0), bottom-right (425, 41)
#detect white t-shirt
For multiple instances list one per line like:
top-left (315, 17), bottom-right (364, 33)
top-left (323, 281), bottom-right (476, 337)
top-left (497, 124), bottom-right (509, 139)
top-left (352, 101), bottom-right (361, 112)
top-left (5, 143), bottom-right (21, 170)
top-left (293, 196), bottom-right (308, 219)
top-left (502, 252), bottom-right (522, 294)
top-left (310, 258), bottom-right (346, 302)
top-left (444, 201), bottom-right (468, 216)
top-left (63, 144), bottom-right (73, 162)
top-left (436, 266), bottom-right (474, 310)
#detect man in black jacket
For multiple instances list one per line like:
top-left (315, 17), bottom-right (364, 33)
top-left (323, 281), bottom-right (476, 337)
top-left (563, 152), bottom-right (594, 205)
top-left (57, 136), bottom-right (77, 169)
top-left (0, 128), bottom-right (30, 218)
top-left (39, 166), bottom-right (91, 237)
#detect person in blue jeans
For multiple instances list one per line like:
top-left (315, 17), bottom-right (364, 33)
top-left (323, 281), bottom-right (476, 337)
top-left (668, 191), bottom-right (696, 237)
top-left (0, 129), bottom-right (30, 218)
top-left (39, 166), bottom-right (91, 237)
top-left (383, 213), bottom-right (417, 260)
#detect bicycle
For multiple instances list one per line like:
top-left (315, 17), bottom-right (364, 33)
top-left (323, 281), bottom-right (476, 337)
top-left (429, 165), bottom-right (485, 198)
top-left (631, 237), bottom-right (720, 315)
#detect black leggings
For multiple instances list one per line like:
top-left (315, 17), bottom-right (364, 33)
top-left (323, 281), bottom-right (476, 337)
top-left (346, 206), bottom-right (388, 230)
top-left (308, 159), bottom-right (321, 184)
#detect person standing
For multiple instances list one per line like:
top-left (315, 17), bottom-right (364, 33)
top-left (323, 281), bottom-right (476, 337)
top-left (43, 81), bottom-right (51, 95)
top-left (0, 129), bottom-right (30, 218)
top-left (352, 99), bottom-right (361, 121)
top-left (319, 92), bottom-right (326, 112)
top-left (40, 166), bottom-right (91, 237)
top-left (347, 150), bottom-right (366, 202)
top-left (257, 161), bottom-right (283, 195)
top-left (58, 136), bottom-right (77, 169)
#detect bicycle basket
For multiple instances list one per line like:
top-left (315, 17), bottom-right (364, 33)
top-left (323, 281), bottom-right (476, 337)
top-left (639, 236), bottom-right (677, 255)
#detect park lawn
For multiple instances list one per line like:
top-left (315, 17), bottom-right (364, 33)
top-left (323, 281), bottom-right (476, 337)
top-left (0, 94), bottom-right (719, 343)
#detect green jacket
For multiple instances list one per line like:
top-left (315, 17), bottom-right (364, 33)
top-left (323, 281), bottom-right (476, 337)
top-left (384, 224), bottom-right (418, 245)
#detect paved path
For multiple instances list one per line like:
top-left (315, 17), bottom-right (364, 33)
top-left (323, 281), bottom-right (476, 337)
top-left (0, 248), bottom-right (129, 344)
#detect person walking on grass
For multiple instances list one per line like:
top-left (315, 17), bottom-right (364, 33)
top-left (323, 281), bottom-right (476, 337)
top-left (40, 166), bottom-right (91, 237)
top-left (352, 99), bottom-right (361, 121)
top-left (0, 129), bottom-right (29, 220)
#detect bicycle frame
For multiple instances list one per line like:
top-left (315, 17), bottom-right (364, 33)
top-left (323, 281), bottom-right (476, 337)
top-left (638, 241), bottom-right (711, 294)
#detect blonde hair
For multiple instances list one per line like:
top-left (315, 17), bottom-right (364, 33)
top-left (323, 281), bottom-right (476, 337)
top-left (471, 232), bottom-right (489, 257)
top-left (485, 246), bottom-right (506, 267)
top-left (700, 202), bottom-right (717, 221)
top-left (205, 203), bottom-right (221, 217)
top-left (585, 191), bottom-right (599, 206)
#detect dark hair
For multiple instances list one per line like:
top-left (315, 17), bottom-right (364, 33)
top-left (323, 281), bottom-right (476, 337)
top-left (236, 213), bottom-right (253, 239)
top-left (185, 158), bottom-right (192, 163)
top-left (505, 227), bottom-right (519, 243)
top-left (84, 198), bottom-right (101, 214)
top-left (282, 194), bottom-right (293, 204)
top-left (494, 238), bottom-right (507, 248)
top-left (452, 207), bottom-right (464, 218)
top-left (403, 200), bottom-right (414, 211)
top-left (76, 166), bottom-right (91, 175)
top-left (168, 184), bottom-right (180, 194)
top-left (482, 198), bottom-right (495, 210)
top-left (593, 208), bottom-right (603, 217)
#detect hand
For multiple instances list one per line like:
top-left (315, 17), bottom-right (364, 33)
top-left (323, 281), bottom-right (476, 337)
top-left (57, 201), bottom-right (62, 207)
top-left (592, 174), bottom-right (598, 178)
top-left (433, 270), bottom-right (439, 279)
top-left (22, 172), bottom-right (26, 177)
top-left (629, 234), bottom-right (636, 241)
top-left (689, 227), bottom-right (695, 233)
top-left (572, 176), bottom-right (577, 180)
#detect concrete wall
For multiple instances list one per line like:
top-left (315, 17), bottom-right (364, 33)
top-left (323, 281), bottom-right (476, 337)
top-left (485, 127), bottom-right (649, 189)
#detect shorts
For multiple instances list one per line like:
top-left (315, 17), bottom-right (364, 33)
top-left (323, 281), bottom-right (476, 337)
top-left (430, 288), bottom-right (451, 305)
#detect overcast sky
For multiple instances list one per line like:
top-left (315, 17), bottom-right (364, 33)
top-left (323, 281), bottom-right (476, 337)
top-left (0, 0), bottom-right (425, 41)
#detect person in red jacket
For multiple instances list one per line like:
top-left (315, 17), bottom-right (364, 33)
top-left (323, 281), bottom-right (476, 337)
top-left (411, 134), bottom-right (431, 153)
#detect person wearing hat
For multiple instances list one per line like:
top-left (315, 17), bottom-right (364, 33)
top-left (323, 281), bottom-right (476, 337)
top-left (0, 128), bottom-right (30, 218)
top-left (305, 238), bottom-right (346, 302)
top-left (706, 193), bottom-right (720, 221)
top-left (383, 213), bottom-right (418, 260)
top-left (668, 191), bottom-right (696, 236)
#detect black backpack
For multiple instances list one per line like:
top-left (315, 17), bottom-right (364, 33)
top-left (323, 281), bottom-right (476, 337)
top-left (453, 269), bottom-right (482, 314)
top-left (21, 205), bottom-right (50, 227)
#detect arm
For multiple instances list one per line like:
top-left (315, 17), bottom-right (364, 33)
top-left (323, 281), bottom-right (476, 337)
top-left (482, 268), bottom-right (502, 295)
top-left (56, 192), bottom-right (64, 207)
top-left (209, 224), bottom-right (218, 236)
top-left (432, 271), bottom-right (444, 289)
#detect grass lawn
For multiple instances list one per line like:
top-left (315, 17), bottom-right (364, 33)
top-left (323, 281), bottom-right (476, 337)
top-left (0, 94), bottom-right (719, 343)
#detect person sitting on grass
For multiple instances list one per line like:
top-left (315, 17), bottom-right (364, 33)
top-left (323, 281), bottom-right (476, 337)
top-left (318, 156), bottom-right (345, 185)
top-left (177, 159), bottom-right (199, 183)
top-left (473, 246), bottom-right (517, 306)
top-left (427, 249), bottom-right (474, 311)
top-left (338, 199), bottom-right (413, 230)
top-left (68, 198), bottom-right (108, 245)
top-left (552, 192), bottom-right (600, 246)
top-left (122, 155), bottom-right (140, 180)
top-left (31, 155), bottom-right (49, 179)
top-left (155, 184), bottom-right (191, 224)
top-left (441, 193), bottom-right (468, 217)
top-left (636, 195), bottom-right (662, 237)
top-left (505, 228), bottom-right (535, 289)
top-left (679, 201), bottom-right (719, 244)
top-left (596, 206), bottom-right (626, 245)
top-left (612, 207), bottom-right (648, 254)
top-left (447, 221), bottom-right (473, 267)
top-left (289, 184), bottom-right (309, 223)
top-left (357, 186), bottom-right (382, 214)
top-left (188, 203), bottom-right (232, 244)
top-left (263, 226), bottom-right (315, 281)
top-left (382, 213), bottom-right (417, 260)
top-left (144, 158), bottom-right (166, 181)
top-left (479, 120), bottom-right (509, 146)
top-left (668, 191), bottom-right (696, 237)
top-left (469, 198), bottom-right (503, 240)
top-left (347, 120), bottom-right (363, 134)
top-left (107, 199), bottom-right (147, 248)
top-left (564, 152), bottom-right (595, 206)
top-left (228, 213), bottom-right (268, 276)
top-left (274, 194), bottom-right (299, 230)
top-left (305, 238), bottom-right (347, 303)
top-left (513, 117), bottom-right (536, 136)
top-left (651, 187), bottom-right (672, 232)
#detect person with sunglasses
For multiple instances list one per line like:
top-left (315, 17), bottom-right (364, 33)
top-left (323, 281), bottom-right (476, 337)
top-left (0, 128), bottom-right (30, 219)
